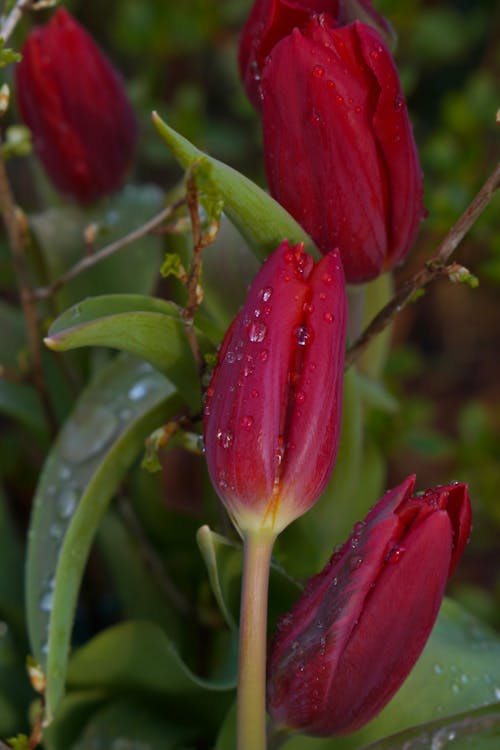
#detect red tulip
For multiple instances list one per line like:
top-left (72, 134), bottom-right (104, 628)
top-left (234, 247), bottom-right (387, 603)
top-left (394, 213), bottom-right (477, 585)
top-left (261, 16), bottom-right (425, 283)
top-left (203, 240), bottom-right (347, 535)
top-left (267, 476), bottom-right (472, 736)
top-left (239, 0), bottom-right (394, 108)
top-left (15, 8), bottom-right (137, 204)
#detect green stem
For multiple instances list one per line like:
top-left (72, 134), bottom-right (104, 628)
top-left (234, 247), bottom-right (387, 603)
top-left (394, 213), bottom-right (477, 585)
top-left (238, 529), bottom-right (276, 750)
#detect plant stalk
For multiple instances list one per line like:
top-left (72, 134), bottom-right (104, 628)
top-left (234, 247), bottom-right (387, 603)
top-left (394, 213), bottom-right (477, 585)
top-left (237, 529), bottom-right (276, 750)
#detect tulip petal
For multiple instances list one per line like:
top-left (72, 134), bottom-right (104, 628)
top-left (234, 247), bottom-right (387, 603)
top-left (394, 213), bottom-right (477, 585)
top-left (358, 22), bottom-right (425, 269)
top-left (204, 242), bottom-right (311, 529)
top-left (281, 247), bottom-right (347, 515)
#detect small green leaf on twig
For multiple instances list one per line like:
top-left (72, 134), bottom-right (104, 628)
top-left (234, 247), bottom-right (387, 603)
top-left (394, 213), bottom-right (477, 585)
top-left (0, 40), bottom-right (21, 69)
top-left (2, 125), bottom-right (32, 158)
top-left (448, 263), bottom-right (479, 288)
top-left (141, 422), bottom-right (180, 473)
top-left (160, 252), bottom-right (187, 281)
top-left (5, 735), bottom-right (30, 750)
top-left (410, 288), bottom-right (426, 303)
top-left (189, 158), bottom-right (224, 242)
top-left (26, 655), bottom-right (46, 694)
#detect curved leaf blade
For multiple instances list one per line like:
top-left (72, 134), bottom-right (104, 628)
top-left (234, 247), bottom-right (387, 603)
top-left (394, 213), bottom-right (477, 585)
top-left (152, 112), bottom-right (318, 260)
top-left (25, 355), bottom-right (182, 724)
top-left (45, 294), bottom-right (200, 411)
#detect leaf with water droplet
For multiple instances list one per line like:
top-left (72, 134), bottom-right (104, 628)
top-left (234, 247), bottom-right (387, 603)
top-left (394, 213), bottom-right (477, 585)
top-left (152, 112), bottom-right (318, 262)
top-left (25, 355), bottom-right (183, 725)
top-left (45, 294), bottom-right (201, 411)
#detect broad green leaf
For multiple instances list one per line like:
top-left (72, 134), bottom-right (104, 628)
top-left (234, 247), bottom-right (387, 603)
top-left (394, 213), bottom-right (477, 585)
top-left (45, 294), bottom-right (200, 410)
top-left (69, 698), bottom-right (198, 750)
top-left (359, 705), bottom-right (500, 750)
top-left (25, 355), bottom-right (182, 724)
top-left (67, 619), bottom-right (236, 694)
top-left (152, 112), bottom-right (317, 260)
top-left (97, 509), bottom-right (183, 638)
top-left (43, 690), bottom-right (106, 750)
top-left (30, 184), bottom-right (165, 312)
top-left (0, 379), bottom-right (46, 437)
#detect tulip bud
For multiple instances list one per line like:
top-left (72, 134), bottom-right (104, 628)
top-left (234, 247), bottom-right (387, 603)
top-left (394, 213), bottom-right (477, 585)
top-left (239, 0), bottom-right (394, 108)
top-left (267, 476), bottom-right (472, 736)
top-left (15, 8), bottom-right (137, 204)
top-left (261, 16), bottom-right (425, 283)
top-left (203, 240), bottom-right (347, 536)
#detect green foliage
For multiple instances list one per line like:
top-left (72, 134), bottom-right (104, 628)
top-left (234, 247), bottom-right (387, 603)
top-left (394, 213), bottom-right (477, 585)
top-left (0, 0), bottom-right (498, 747)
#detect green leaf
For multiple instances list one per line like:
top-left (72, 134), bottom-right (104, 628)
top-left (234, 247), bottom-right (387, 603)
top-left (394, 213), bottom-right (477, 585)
top-left (69, 698), bottom-right (198, 750)
top-left (196, 526), bottom-right (239, 632)
top-left (190, 158), bottom-right (225, 241)
top-left (25, 355), bottom-right (183, 724)
top-left (0, 41), bottom-right (21, 68)
top-left (30, 185), bottom-right (166, 312)
top-left (67, 619), bottom-right (236, 694)
top-left (45, 294), bottom-right (200, 411)
top-left (152, 112), bottom-right (317, 260)
top-left (97, 509), bottom-right (183, 637)
top-left (358, 705), bottom-right (500, 750)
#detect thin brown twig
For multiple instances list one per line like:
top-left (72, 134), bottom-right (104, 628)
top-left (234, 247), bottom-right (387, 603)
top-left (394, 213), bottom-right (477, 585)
top-left (0, 146), bottom-right (58, 434)
top-left (33, 196), bottom-right (186, 301)
top-left (180, 171), bottom-right (218, 373)
top-left (345, 161), bottom-right (500, 369)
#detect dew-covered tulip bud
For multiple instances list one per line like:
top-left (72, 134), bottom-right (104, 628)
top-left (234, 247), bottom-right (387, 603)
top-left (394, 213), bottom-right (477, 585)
top-left (261, 16), bottom-right (425, 283)
top-left (267, 476), bottom-right (472, 736)
top-left (15, 8), bottom-right (137, 204)
top-left (203, 240), bottom-right (347, 536)
top-left (239, 0), bottom-right (393, 108)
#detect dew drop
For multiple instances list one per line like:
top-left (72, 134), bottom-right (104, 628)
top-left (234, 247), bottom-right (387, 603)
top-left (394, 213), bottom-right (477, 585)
top-left (295, 326), bottom-right (312, 347)
top-left (129, 382), bottom-right (148, 401)
top-left (350, 555), bottom-right (363, 570)
top-left (355, 105), bottom-right (362, 113)
top-left (312, 65), bottom-right (325, 78)
top-left (311, 109), bottom-right (322, 124)
top-left (335, 95), bottom-right (344, 105)
top-left (225, 350), bottom-right (236, 364)
top-left (434, 663), bottom-right (443, 675)
top-left (58, 487), bottom-right (78, 519)
top-left (247, 321), bottom-right (267, 343)
top-left (216, 428), bottom-right (233, 449)
top-left (321, 272), bottom-right (333, 285)
top-left (295, 390), bottom-right (306, 405)
top-left (251, 389), bottom-right (259, 399)
top-left (326, 79), bottom-right (335, 89)
top-left (59, 465), bottom-right (71, 481)
top-left (39, 587), bottom-right (54, 613)
top-left (260, 286), bottom-right (273, 302)
top-left (386, 545), bottom-right (406, 564)
top-left (240, 415), bottom-right (254, 431)
top-left (323, 311), bottom-right (334, 324)
top-left (258, 349), bottom-right (269, 362)
top-left (393, 94), bottom-right (404, 111)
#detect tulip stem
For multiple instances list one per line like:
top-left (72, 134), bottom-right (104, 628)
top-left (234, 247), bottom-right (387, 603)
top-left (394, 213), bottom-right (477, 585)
top-left (238, 529), bottom-right (276, 750)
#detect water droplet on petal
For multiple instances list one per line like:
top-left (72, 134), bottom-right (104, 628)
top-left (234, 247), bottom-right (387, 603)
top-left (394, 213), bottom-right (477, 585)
top-left (258, 349), bottom-right (269, 362)
top-left (323, 311), bottom-right (334, 323)
top-left (295, 326), bottom-right (312, 346)
top-left (260, 286), bottom-right (273, 302)
top-left (394, 94), bottom-right (404, 110)
top-left (312, 65), bottom-right (324, 78)
top-left (386, 545), bottom-right (406, 564)
top-left (216, 428), bottom-right (233, 449)
top-left (240, 416), bottom-right (254, 431)
top-left (295, 390), bottom-right (306, 405)
top-left (247, 321), bottom-right (267, 343)
top-left (350, 555), bottom-right (363, 570)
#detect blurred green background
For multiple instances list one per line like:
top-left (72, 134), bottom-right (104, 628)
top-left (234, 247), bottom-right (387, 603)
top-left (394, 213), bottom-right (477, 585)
top-left (0, 0), bottom-right (499, 746)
